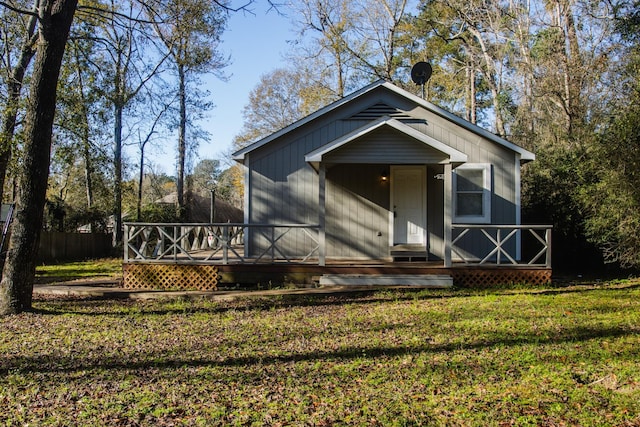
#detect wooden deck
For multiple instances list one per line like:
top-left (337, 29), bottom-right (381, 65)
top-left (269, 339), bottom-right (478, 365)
top-left (122, 222), bottom-right (553, 290)
top-left (213, 261), bottom-right (551, 287)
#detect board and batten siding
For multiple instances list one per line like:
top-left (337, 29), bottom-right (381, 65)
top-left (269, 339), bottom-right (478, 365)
top-left (247, 118), bottom-right (371, 258)
top-left (324, 127), bottom-right (449, 165)
top-left (406, 118), bottom-right (518, 260)
top-left (326, 164), bottom-right (389, 258)
top-left (407, 118), bottom-right (518, 222)
top-left (427, 164), bottom-right (446, 260)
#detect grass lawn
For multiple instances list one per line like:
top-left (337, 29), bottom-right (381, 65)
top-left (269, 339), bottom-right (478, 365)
top-left (1, 280), bottom-right (639, 426)
top-left (35, 258), bottom-right (123, 283)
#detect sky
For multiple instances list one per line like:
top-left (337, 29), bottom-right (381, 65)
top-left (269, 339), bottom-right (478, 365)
top-left (151, 3), bottom-right (294, 173)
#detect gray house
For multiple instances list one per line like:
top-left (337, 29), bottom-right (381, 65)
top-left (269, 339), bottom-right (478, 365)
top-left (232, 80), bottom-right (539, 269)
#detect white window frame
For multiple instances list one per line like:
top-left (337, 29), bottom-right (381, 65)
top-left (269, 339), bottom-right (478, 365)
top-left (453, 163), bottom-right (492, 224)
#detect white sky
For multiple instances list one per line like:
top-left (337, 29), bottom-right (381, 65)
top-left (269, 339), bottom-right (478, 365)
top-left (150, 3), bottom-right (293, 174)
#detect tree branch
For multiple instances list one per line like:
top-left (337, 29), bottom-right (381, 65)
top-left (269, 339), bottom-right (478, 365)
top-left (0, 0), bottom-right (38, 17)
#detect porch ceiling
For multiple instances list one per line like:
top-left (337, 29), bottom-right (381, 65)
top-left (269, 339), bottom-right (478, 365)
top-left (304, 116), bottom-right (468, 170)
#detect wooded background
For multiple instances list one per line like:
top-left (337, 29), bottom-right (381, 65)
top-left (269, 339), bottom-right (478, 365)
top-left (1, 0), bottom-right (639, 290)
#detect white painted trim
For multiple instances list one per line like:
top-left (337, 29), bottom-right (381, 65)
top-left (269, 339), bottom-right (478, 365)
top-left (515, 153), bottom-right (522, 260)
top-left (452, 163), bottom-right (492, 224)
top-left (380, 81), bottom-right (535, 162)
top-left (444, 164), bottom-right (452, 267)
top-left (232, 81), bottom-right (384, 162)
top-left (388, 209), bottom-right (394, 249)
top-left (318, 164), bottom-right (326, 266)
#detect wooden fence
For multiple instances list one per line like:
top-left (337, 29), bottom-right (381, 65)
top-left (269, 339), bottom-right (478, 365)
top-left (37, 232), bottom-right (113, 262)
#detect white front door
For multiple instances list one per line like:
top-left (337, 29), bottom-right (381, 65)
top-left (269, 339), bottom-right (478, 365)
top-left (391, 166), bottom-right (427, 245)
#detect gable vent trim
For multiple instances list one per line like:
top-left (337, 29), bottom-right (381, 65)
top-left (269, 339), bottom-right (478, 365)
top-left (348, 102), bottom-right (412, 120)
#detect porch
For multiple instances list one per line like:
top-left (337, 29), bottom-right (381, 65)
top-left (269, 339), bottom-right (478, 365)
top-left (123, 222), bottom-right (552, 289)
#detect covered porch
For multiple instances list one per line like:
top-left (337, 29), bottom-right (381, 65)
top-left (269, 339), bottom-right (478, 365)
top-left (302, 116), bottom-right (468, 266)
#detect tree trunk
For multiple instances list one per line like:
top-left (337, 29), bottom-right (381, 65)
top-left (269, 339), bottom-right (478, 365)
top-left (468, 25), bottom-right (507, 137)
top-left (137, 143), bottom-right (145, 221)
top-left (561, 2), bottom-right (582, 138)
top-left (465, 62), bottom-right (477, 124)
top-left (0, 0), bottom-right (78, 315)
top-left (73, 46), bottom-right (94, 209)
top-left (112, 41), bottom-right (125, 246)
top-left (176, 63), bottom-right (187, 220)
top-left (83, 136), bottom-right (94, 209)
top-left (113, 102), bottom-right (124, 245)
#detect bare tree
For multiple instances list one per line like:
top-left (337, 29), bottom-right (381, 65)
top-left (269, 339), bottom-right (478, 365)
top-left (289, 0), bottom-right (355, 97)
top-left (135, 91), bottom-right (173, 220)
top-left (55, 26), bottom-right (109, 211)
top-left (288, 0), bottom-right (411, 96)
top-left (0, 0), bottom-right (78, 315)
top-left (235, 67), bottom-right (334, 147)
top-left (149, 0), bottom-right (228, 220)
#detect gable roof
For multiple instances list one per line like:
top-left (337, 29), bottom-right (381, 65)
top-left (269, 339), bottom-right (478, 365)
top-left (304, 116), bottom-right (468, 170)
top-left (232, 80), bottom-right (535, 163)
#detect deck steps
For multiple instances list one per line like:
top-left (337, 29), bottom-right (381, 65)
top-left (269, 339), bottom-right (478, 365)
top-left (318, 274), bottom-right (453, 288)
top-left (390, 244), bottom-right (428, 262)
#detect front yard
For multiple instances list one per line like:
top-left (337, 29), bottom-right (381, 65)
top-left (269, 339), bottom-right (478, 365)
top-left (1, 280), bottom-right (639, 426)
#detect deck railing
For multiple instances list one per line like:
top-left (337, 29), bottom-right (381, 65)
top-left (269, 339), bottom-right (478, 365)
top-left (124, 223), bottom-right (320, 265)
top-left (451, 225), bottom-right (552, 267)
top-left (124, 222), bottom-right (551, 268)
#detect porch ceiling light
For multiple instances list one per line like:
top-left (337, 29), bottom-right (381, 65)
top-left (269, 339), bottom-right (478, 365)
top-left (381, 170), bottom-right (389, 182)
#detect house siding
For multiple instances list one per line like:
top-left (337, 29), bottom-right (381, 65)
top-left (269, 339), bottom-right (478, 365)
top-left (326, 164), bottom-right (389, 258)
top-left (244, 85), bottom-right (521, 260)
top-left (427, 164), bottom-right (445, 259)
top-left (325, 127), bottom-right (448, 165)
top-left (408, 117), bottom-right (518, 261)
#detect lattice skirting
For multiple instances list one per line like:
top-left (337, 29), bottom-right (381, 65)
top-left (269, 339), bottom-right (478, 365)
top-left (123, 264), bottom-right (219, 291)
top-left (450, 268), bottom-right (551, 288)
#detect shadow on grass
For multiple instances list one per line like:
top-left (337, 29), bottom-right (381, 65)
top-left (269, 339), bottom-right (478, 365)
top-left (524, 282), bottom-right (640, 295)
top-left (1, 324), bottom-right (638, 376)
top-left (31, 288), bottom-right (445, 316)
top-left (32, 281), bottom-right (640, 317)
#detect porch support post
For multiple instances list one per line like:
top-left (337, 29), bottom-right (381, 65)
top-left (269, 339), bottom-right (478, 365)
top-left (444, 163), bottom-right (452, 267)
top-left (243, 154), bottom-right (251, 256)
top-left (515, 153), bottom-right (522, 261)
top-left (318, 163), bottom-right (326, 266)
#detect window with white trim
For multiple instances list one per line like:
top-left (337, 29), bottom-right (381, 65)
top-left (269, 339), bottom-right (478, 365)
top-left (453, 164), bottom-right (491, 223)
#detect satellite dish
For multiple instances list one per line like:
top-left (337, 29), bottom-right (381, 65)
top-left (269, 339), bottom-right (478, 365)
top-left (411, 61), bottom-right (432, 85)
